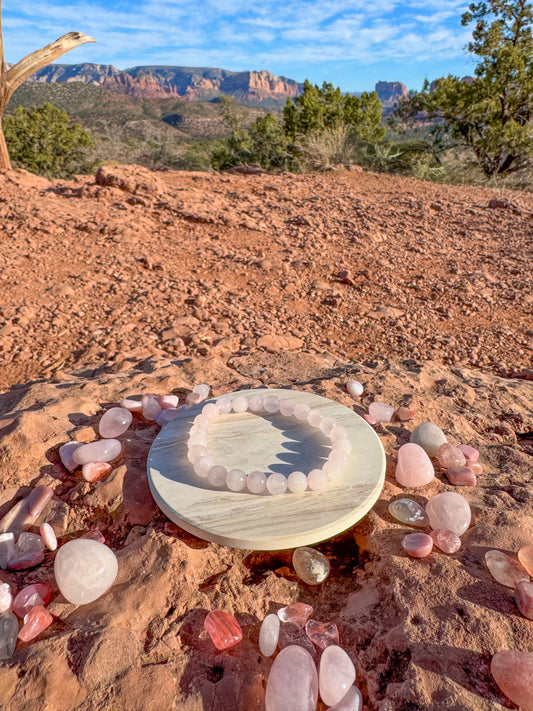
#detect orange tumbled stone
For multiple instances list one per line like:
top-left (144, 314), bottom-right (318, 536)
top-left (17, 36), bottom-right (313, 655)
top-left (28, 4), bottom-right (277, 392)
top-left (17, 605), bottom-right (53, 642)
top-left (518, 544), bottom-right (533, 576)
top-left (204, 610), bottom-right (242, 650)
top-left (82, 461), bottom-right (113, 483)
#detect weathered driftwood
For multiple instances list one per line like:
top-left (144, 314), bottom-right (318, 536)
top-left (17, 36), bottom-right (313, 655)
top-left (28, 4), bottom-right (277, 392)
top-left (0, 1), bottom-right (95, 170)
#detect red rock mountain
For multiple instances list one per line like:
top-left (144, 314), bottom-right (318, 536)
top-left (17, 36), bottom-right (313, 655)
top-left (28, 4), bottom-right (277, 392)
top-left (375, 80), bottom-right (408, 107)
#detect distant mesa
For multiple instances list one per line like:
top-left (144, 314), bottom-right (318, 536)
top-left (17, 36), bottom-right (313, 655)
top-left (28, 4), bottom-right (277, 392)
top-left (375, 81), bottom-right (408, 107)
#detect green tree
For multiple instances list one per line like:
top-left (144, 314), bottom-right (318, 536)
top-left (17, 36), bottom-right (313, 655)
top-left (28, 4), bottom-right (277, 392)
top-left (4, 103), bottom-right (93, 177)
top-left (395, 0), bottom-right (533, 175)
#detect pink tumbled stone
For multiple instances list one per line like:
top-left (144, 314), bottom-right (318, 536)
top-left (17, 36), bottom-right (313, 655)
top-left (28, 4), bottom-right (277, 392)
top-left (204, 610), bottom-right (242, 650)
top-left (515, 580), bottom-right (533, 620)
top-left (401, 532), bottom-right (433, 558)
top-left (305, 619), bottom-right (339, 649)
top-left (0, 583), bottom-right (12, 614)
top-left (13, 584), bottom-right (50, 618)
top-left (362, 414), bottom-right (377, 425)
top-left (446, 465), bottom-right (476, 486)
top-left (120, 398), bottom-right (142, 412)
top-left (82, 461), bottom-right (113, 483)
top-left (193, 384), bottom-right (210, 401)
top-left (319, 644), bottom-right (356, 706)
top-left (346, 380), bottom-right (363, 397)
top-left (430, 529), bottom-right (461, 554)
top-left (457, 444), bottom-right (479, 462)
top-left (73, 439), bottom-right (122, 465)
top-left (518, 544), bottom-right (533, 576)
top-left (437, 443), bottom-right (466, 469)
top-left (265, 645), bottom-right (318, 711)
top-left (81, 529), bottom-right (106, 543)
top-left (142, 395), bottom-right (161, 420)
top-left (17, 605), bottom-right (53, 642)
top-left (470, 462), bottom-right (483, 476)
top-left (485, 550), bottom-right (529, 588)
top-left (98, 407), bottom-right (132, 438)
top-left (425, 491), bottom-right (471, 536)
top-left (368, 402), bottom-right (394, 423)
top-left (395, 443), bottom-right (434, 488)
top-left (491, 650), bottom-right (533, 711)
top-left (157, 395), bottom-right (179, 409)
top-left (59, 441), bottom-right (83, 472)
top-left (277, 602), bottom-right (313, 628)
top-left (39, 523), bottom-right (57, 551)
top-left (329, 686), bottom-right (363, 711)
top-left (186, 392), bottom-right (202, 405)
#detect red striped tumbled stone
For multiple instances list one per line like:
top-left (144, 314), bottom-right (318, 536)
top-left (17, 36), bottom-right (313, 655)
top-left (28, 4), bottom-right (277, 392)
top-left (204, 610), bottom-right (242, 650)
top-left (18, 605), bottom-right (53, 642)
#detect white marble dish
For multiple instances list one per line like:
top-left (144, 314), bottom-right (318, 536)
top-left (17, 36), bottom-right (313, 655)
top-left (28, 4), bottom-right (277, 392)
top-left (147, 388), bottom-right (385, 550)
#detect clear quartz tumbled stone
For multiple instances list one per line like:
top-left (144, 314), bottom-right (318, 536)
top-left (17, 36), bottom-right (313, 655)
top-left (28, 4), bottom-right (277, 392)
top-left (54, 539), bottom-right (118, 605)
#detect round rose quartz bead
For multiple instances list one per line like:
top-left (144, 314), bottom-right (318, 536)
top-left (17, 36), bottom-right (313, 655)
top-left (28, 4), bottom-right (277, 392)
top-left (279, 398), bottom-right (296, 417)
top-left (307, 409), bottom-right (323, 428)
top-left (39, 523), bottom-right (57, 551)
top-left (232, 395), bottom-right (248, 413)
top-left (226, 469), bottom-right (246, 491)
top-left (99, 407), bottom-right (133, 438)
top-left (189, 424), bottom-right (208, 437)
top-left (247, 471), bottom-right (267, 494)
top-left (266, 473), bottom-right (288, 495)
top-left (264, 395), bottom-right (280, 413)
top-left (208, 466), bottom-right (227, 487)
top-left (193, 384), bottom-right (210, 401)
top-left (73, 439), bottom-right (122, 465)
top-left (401, 532), bottom-right (434, 558)
top-left (320, 417), bottom-right (337, 435)
top-left (330, 425), bottom-right (348, 442)
top-left (430, 529), bottom-right (461, 554)
top-left (186, 392), bottom-right (203, 405)
top-left (187, 434), bottom-right (207, 447)
top-left (194, 456), bottom-right (214, 478)
top-left (294, 403), bottom-right (311, 421)
top-left (307, 469), bottom-right (329, 491)
top-left (323, 460), bottom-right (342, 482)
top-left (333, 438), bottom-right (352, 454)
top-left (187, 445), bottom-right (208, 463)
top-left (247, 394), bottom-right (264, 412)
top-left (216, 397), bottom-right (232, 414)
top-left (329, 448), bottom-right (349, 465)
top-left (288, 471), bottom-right (308, 493)
top-left (201, 403), bottom-right (221, 421)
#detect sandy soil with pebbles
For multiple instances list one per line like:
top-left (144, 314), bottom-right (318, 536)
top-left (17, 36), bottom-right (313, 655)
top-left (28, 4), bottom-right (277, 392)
top-left (0, 165), bottom-right (532, 710)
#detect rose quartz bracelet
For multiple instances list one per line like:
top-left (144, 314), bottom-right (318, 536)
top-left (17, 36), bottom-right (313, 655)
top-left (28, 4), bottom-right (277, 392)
top-left (186, 393), bottom-right (352, 494)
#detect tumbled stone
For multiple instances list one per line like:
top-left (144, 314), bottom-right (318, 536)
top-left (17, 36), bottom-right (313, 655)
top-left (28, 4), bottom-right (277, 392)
top-left (39, 523), bottom-right (57, 551)
top-left (0, 583), bottom-right (12, 614)
top-left (437, 443), bottom-right (466, 469)
top-left (362, 414), bottom-right (377, 425)
top-left (319, 644), bottom-right (356, 706)
top-left (193, 384), bottom-right (210, 401)
top-left (292, 547), bottom-right (330, 585)
top-left (54, 539), bottom-right (118, 604)
top-left (305, 619), bottom-right (339, 649)
top-left (0, 486), bottom-right (54, 535)
top-left (388, 498), bottom-right (429, 527)
top-left (401, 532), bottom-right (433, 558)
top-left (265, 645), bottom-right (318, 711)
top-left (393, 407), bottom-right (416, 422)
top-left (120, 397), bottom-right (142, 412)
top-left (259, 613), bottom-right (280, 657)
top-left (8, 533), bottom-right (45, 570)
top-left (204, 610), bottom-right (242, 650)
top-left (446, 465), bottom-right (476, 486)
top-left (346, 380), bottom-right (363, 397)
top-left (430, 529), bottom-right (462, 554)
top-left (395, 443), bottom-right (434, 488)
top-left (157, 394), bottom-right (179, 409)
top-left (0, 612), bottom-right (18, 659)
top-left (82, 461), bottom-right (113, 483)
top-left (425, 491), bottom-right (471, 536)
top-left (141, 393), bottom-right (161, 420)
top-left (0, 533), bottom-right (15, 569)
top-left (515, 580), bottom-right (533, 620)
top-left (409, 422), bottom-right (447, 457)
top-left (59, 441), bottom-right (83, 472)
top-left (13, 584), bottom-right (51, 618)
top-left (329, 686), bottom-right (363, 711)
top-left (99, 407), bottom-right (133, 438)
top-left (457, 444), bottom-right (479, 462)
top-left (277, 602), bottom-right (313, 628)
top-left (518, 544), bottom-right (533, 576)
top-left (18, 605), bottom-right (53, 642)
top-left (470, 462), bottom-right (483, 476)
top-left (485, 550), bottom-right (529, 588)
top-left (72, 439), bottom-right (122, 465)
top-left (368, 402), bottom-right (394, 423)
top-left (81, 529), bottom-right (106, 543)
top-left (491, 650), bottom-right (533, 711)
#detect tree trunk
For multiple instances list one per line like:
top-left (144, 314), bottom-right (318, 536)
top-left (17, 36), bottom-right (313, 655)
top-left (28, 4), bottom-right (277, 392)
top-left (0, 13), bottom-right (95, 170)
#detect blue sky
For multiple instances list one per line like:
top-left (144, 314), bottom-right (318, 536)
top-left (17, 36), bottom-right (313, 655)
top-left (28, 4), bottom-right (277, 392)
top-left (2, 1), bottom-right (476, 92)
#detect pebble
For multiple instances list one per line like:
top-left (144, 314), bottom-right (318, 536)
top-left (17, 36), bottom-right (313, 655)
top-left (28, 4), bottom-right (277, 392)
top-left (346, 380), bottom-right (363, 397)
top-left (39, 523), bottom-right (57, 551)
top-left (401, 532), bottom-right (434, 558)
top-left (82, 461), bottom-right (113, 483)
top-left (518, 544), bottom-right (533, 576)
top-left (319, 644), bottom-right (356, 706)
top-left (156, 394), bottom-right (179, 409)
top-left (515, 580), bottom-right (533, 620)
top-left (277, 602), bottom-right (313, 628)
top-left (98, 407), bottom-right (133, 438)
top-left (305, 619), bottom-right (339, 649)
top-left (395, 443), bottom-right (434, 488)
top-left (0, 583), bottom-right (12, 614)
top-left (0, 533), bottom-right (15, 569)
top-left (362, 414), bottom-right (377, 425)
top-left (430, 529), bottom-right (461, 554)
top-left (8, 532), bottom-right (45, 570)
top-left (491, 649), bottom-right (533, 711)
top-left (259, 613), bottom-right (280, 656)
top-left (72, 439), bottom-right (122, 465)
top-left (328, 686), bottom-right (363, 711)
top-left (13, 584), bottom-right (51, 617)
top-left (141, 394), bottom-right (161, 420)
top-left (292, 547), bottom-right (330, 585)
top-left (18, 605), bottom-right (53, 642)
top-left (192, 384), bottom-right (210, 400)
top-left (0, 612), bottom-right (18, 659)
top-left (54, 539), bottom-right (119, 604)
top-left (388, 498), bottom-right (429, 527)
top-left (409, 422), bottom-right (447, 457)
top-left (485, 550), bottom-right (530, 588)
top-left (59, 441), bottom-right (84, 472)
top-left (470, 462), bottom-right (483, 476)
top-left (393, 407), bottom-right (416, 422)
top-left (446, 465), bottom-right (476, 486)
top-left (425, 491), bottom-right (471, 537)
top-left (368, 402), bottom-right (394, 423)
top-left (457, 444), bottom-right (479, 462)
top-left (437, 443), bottom-right (466, 469)
top-left (120, 398), bottom-right (142, 412)
top-left (204, 610), bottom-right (242, 650)
top-left (265, 645), bottom-right (318, 711)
